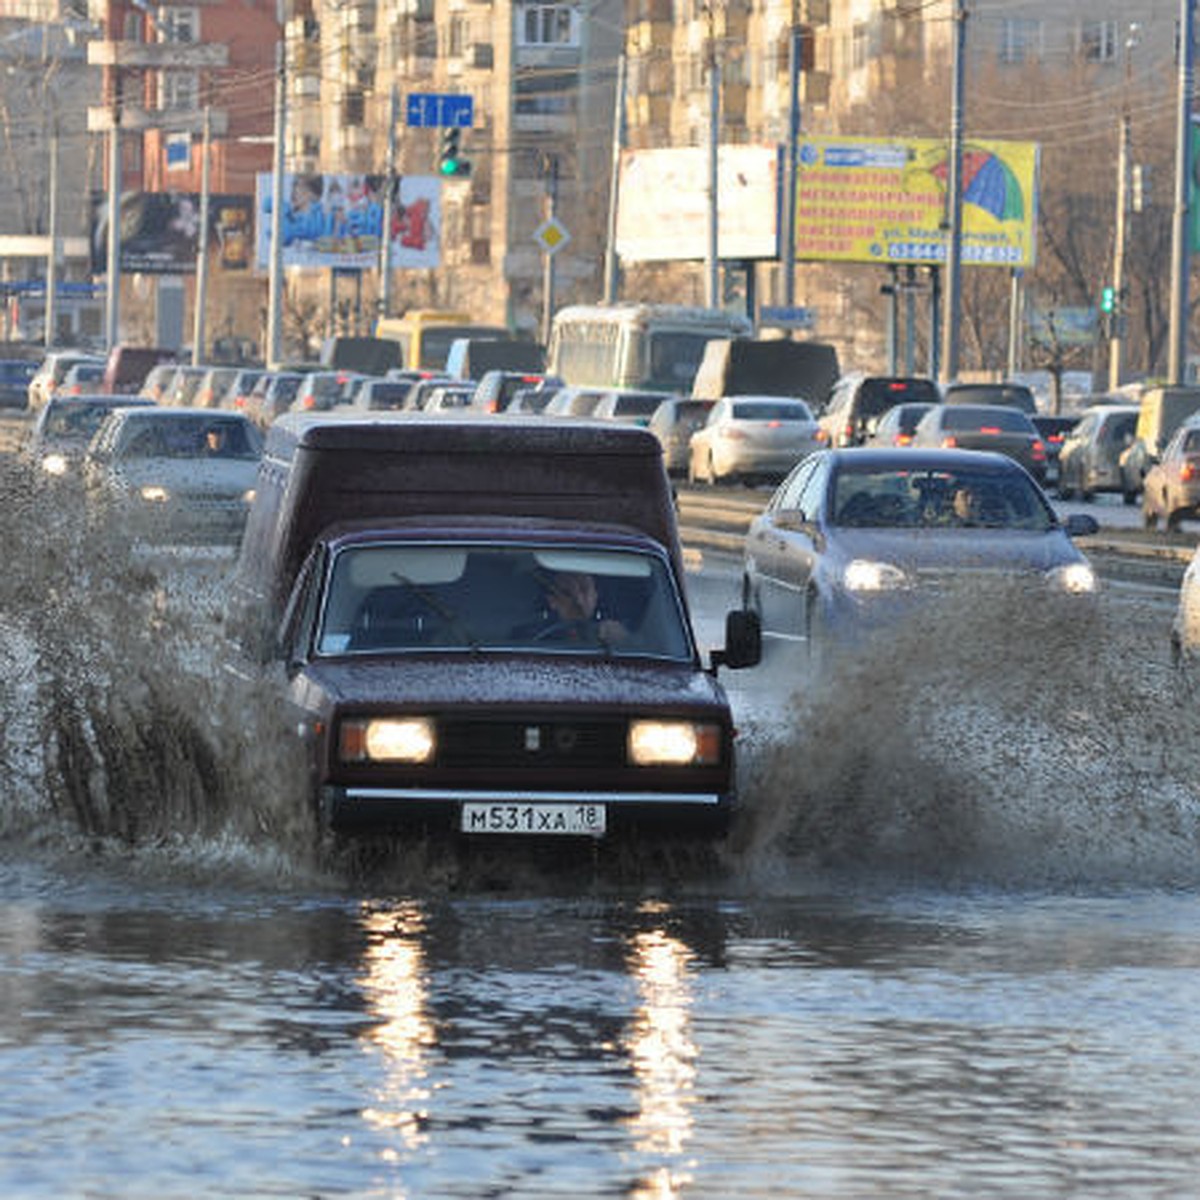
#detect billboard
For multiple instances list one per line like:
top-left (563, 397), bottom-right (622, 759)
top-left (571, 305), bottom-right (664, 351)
top-left (90, 192), bottom-right (254, 275)
top-left (615, 145), bottom-right (780, 263)
top-left (255, 172), bottom-right (441, 270)
top-left (795, 136), bottom-right (1039, 268)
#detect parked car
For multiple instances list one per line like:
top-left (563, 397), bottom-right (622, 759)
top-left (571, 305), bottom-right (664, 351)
top-left (423, 382), bottom-right (478, 413)
top-left (28, 352), bottom-right (106, 412)
top-left (648, 397), bottom-right (717, 476)
top-left (1056, 404), bottom-right (1139, 501)
top-left (349, 378), bottom-right (413, 412)
top-left (1119, 386), bottom-right (1200, 503)
top-left (23, 394), bottom-right (155, 479)
top-left (244, 371), bottom-right (303, 428)
top-left (592, 389), bottom-right (667, 427)
top-left (56, 360), bottom-right (108, 398)
top-left (820, 375), bottom-right (941, 448)
top-left (470, 370), bottom-right (552, 414)
top-left (138, 363), bottom-right (179, 404)
top-left (194, 365), bottom-right (241, 409)
top-left (943, 381), bottom-right (1038, 415)
top-left (83, 407), bottom-right (264, 545)
top-left (910, 402), bottom-right (1048, 484)
top-left (1142, 417), bottom-right (1200, 531)
top-left (1030, 414), bottom-right (1080, 487)
top-left (688, 395), bottom-right (826, 486)
top-left (864, 401), bottom-right (939, 448)
top-left (0, 358), bottom-right (39, 409)
top-left (742, 447), bottom-right (1099, 666)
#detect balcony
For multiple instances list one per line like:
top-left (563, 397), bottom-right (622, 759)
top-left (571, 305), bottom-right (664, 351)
top-left (88, 40), bottom-right (228, 69)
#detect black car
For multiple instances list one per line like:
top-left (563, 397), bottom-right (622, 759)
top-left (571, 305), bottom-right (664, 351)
top-left (0, 358), bottom-right (38, 409)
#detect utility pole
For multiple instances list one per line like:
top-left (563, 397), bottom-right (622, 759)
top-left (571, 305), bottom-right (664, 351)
top-left (105, 78), bottom-right (121, 350)
top-left (602, 53), bottom-right (626, 304)
top-left (1109, 25), bottom-right (1139, 392)
top-left (266, 42), bottom-right (286, 368)
top-left (704, 4), bottom-right (720, 309)
top-left (378, 84), bottom-right (399, 320)
top-left (940, 0), bottom-right (967, 384)
top-left (540, 152), bottom-right (558, 346)
top-left (781, 9), bottom-right (804, 310)
top-left (44, 120), bottom-right (59, 348)
top-left (1168, 0), bottom-right (1195, 385)
top-left (192, 105), bottom-right (212, 366)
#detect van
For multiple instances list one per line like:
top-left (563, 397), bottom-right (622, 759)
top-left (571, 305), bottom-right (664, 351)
top-left (690, 337), bottom-right (840, 408)
top-left (443, 337), bottom-right (544, 381)
top-left (374, 310), bottom-right (509, 370)
top-left (821, 374), bottom-right (941, 447)
top-left (943, 381), bottom-right (1037, 415)
top-left (1119, 386), bottom-right (1200, 501)
top-left (319, 336), bottom-right (402, 376)
top-left (102, 345), bottom-right (177, 395)
top-left (228, 412), bottom-right (761, 842)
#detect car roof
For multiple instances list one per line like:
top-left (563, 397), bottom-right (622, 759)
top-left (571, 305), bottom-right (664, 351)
top-left (824, 446), bottom-right (1024, 472)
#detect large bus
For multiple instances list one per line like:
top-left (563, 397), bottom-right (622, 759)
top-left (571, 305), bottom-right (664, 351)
top-left (375, 310), bottom-right (508, 371)
top-left (546, 303), bottom-right (753, 394)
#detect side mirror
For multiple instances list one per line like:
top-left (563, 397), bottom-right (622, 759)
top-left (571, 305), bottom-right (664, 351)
top-left (1064, 513), bottom-right (1099, 538)
top-left (711, 609), bottom-right (762, 671)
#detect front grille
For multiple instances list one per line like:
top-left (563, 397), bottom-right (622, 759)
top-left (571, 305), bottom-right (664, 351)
top-left (437, 717), bottom-right (627, 769)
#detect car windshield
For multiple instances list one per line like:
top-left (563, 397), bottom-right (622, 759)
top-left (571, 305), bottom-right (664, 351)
top-left (44, 402), bottom-right (124, 438)
top-left (117, 416), bottom-right (260, 460)
top-left (316, 542), bottom-right (694, 660)
top-left (941, 406), bottom-right (1034, 433)
top-left (831, 466), bottom-right (1056, 531)
top-left (613, 393), bottom-right (665, 417)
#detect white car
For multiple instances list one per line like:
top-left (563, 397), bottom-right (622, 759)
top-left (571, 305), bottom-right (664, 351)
top-left (687, 395), bottom-right (826, 486)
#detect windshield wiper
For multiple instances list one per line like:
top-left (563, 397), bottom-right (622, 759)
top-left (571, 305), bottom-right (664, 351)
top-left (389, 572), bottom-right (482, 651)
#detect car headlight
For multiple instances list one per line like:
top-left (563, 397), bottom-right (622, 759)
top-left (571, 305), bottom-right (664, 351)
top-left (842, 559), bottom-right (909, 592)
top-left (627, 719), bottom-right (721, 766)
top-left (339, 716), bottom-right (435, 763)
top-left (140, 484), bottom-right (170, 503)
top-left (242, 488), bottom-right (257, 504)
top-left (41, 453), bottom-right (68, 476)
top-left (1049, 562), bottom-right (1098, 595)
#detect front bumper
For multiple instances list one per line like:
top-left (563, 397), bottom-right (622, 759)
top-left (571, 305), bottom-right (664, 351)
top-left (321, 784), bottom-right (733, 837)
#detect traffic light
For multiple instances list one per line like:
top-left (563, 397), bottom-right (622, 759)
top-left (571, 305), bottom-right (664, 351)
top-left (439, 127), bottom-right (470, 177)
top-left (1100, 285), bottom-right (1116, 314)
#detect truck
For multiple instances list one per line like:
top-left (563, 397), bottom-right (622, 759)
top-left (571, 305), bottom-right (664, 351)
top-left (690, 337), bottom-right (840, 409)
top-left (228, 413), bottom-right (761, 842)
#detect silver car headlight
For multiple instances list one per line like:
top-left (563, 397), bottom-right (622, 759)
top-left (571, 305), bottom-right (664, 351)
top-left (41, 453), bottom-right (68, 476)
top-left (842, 559), bottom-right (910, 592)
top-left (1048, 562), bottom-right (1098, 595)
top-left (140, 484), bottom-right (170, 503)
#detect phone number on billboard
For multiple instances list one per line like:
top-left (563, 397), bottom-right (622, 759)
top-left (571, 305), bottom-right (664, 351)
top-left (886, 243), bottom-right (1025, 264)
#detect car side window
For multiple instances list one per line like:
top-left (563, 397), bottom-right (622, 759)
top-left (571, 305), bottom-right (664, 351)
top-left (796, 459), bottom-right (829, 520)
top-left (772, 459), bottom-right (815, 513)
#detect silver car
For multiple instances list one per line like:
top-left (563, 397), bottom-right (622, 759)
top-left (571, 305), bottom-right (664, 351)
top-left (688, 395), bottom-right (825, 485)
top-left (83, 407), bottom-right (263, 545)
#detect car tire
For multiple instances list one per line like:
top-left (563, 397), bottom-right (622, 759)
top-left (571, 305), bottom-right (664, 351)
top-left (1144, 505), bottom-right (1158, 530)
top-left (1057, 474), bottom-right (1074, 501)
top-left (1167, 508), bottom-right (1183, 534)
top-left (1122, 489), bottom-right (1139, 506)
top-left (805, 591), bottom-right (828, 678)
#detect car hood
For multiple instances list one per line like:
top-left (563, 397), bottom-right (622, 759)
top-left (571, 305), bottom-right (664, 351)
top-left (825, 526), bottom-right (1087, 573)
top-left (291, 654), bottom-right (726, 713)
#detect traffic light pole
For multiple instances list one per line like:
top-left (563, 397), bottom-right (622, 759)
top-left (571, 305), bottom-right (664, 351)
top-left (1108, 29), bottom-right (1136, 392)
top-left (1168, 0), bottom-right (1195, 385)
top-left (379, 85), bottom-right (399, 320)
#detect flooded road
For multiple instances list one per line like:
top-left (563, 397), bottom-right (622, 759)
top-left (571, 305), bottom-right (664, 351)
top-left (5, 447), bottom-right (1200, 1197)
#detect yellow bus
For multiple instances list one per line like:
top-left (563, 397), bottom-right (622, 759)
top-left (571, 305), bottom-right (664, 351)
top-left (375, 310), bottom-right (508, 371)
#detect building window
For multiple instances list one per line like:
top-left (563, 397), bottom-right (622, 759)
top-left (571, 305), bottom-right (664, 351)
top-left (159, 70), bottom-right (199, 111)
top-left (517, 4), bottom-right (580, 48)
top-left (999, 18), bottom-right (1042, 64)
top-left (156, 7), bottom-right (199, 43)
top-left (1080, 20), bottom-right (1118, 64)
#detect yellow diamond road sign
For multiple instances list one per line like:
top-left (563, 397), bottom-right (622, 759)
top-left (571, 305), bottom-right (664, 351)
top-left (534, 217), bottom-right (571, 255)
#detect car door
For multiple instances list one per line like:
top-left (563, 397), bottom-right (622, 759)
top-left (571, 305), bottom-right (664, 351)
top-left (745, 457), bottom-right (825, 639)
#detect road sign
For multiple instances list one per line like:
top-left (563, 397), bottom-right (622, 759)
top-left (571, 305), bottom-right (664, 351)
top-left (406, 93), bottom-right (474, 129)
top-left (759, 304), bottom-right (815, 330)
top-left (533, 217), bottom-right (571, 255)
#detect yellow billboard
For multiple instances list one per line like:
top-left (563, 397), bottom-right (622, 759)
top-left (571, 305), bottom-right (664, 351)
top-left (796, 136), bottom-right (1039, 267)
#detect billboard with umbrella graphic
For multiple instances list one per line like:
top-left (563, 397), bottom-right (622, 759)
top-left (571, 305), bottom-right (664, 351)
top-left (796, 135), bottom-right (1039, 267)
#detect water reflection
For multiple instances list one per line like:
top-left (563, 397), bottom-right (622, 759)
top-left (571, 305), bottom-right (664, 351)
top-left (625, 902), bottom-right (698, 1198)
top-left (357, 902), bottom-right (436, 1152)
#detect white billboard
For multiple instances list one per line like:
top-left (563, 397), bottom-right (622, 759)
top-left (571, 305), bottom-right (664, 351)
top-left (615, 145), bottom-right (780, 263)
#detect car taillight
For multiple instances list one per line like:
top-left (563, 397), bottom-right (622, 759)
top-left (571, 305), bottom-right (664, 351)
top-left (895, 433), bottom-right (913, 446)
top-left (941, 435), bottom-right (958, 448)
top-left (980, 425), bottom-right (1001, 435)
top-left (1032, 440), bottom-right (1046, 461)
top-left (1183, 461), bottom-right (1198, 482)
top-left (767, 419), bottom-right (781, 428)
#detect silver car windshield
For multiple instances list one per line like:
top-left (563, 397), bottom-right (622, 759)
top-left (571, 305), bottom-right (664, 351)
top-left (831, 466), bottom-right (1057, 531)
top-left (317, 543), bottom-right (695, 660)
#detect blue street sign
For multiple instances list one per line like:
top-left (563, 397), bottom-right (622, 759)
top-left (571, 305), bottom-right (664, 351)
top-left (406, 93), bottom-right (474, 129)
top-left (759, 304), bottom-right (815, 330)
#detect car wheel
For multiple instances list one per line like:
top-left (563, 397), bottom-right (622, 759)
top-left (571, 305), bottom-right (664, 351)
top-left (1144, 505), bottom-right (1158, 531)
top-left (805, 591), bottom-right (828, 677)
top-left (1167, 508), bottom-right (1183, 533)
top-left (1122, 489), bottom-right (1139, 506)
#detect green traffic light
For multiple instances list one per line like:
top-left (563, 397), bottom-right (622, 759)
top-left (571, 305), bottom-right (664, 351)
top-left (1100, 286), bottom-right (1115, 314)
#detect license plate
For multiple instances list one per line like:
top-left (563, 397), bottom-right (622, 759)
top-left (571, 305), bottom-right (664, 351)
top-left (460, 802), bottom-right (607, 837)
